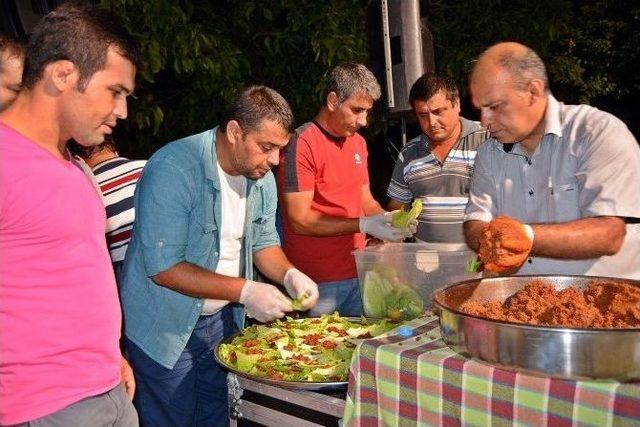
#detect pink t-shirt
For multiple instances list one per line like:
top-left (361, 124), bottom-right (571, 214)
top-left (0, 123), bottom-right (121, 425)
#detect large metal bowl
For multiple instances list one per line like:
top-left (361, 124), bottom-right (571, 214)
top-left (433, 275), bottom-right (640, 381)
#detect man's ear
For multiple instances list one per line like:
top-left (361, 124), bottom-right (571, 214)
top-left (46, 60), bottom-right (78, 92)
top-left (528, 79), bottom-right (545, 105)
top-left (226, 120), bottom-right (243, 145)
top-left (327, 92), bottom-right (339, 111)
top-left (452, 97), bottom-right (461, 113)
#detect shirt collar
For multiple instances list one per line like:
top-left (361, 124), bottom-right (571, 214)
top-left (543, 94), bottom-right (563, 138)
top-left (206, 126), bottom-right (262, 190)
top-left (204, 127), bottom-right (221, 190)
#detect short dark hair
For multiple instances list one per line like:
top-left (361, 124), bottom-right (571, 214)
top-left (324, 62), bottom-right (381, 103)
top-left (221, 85), bottom-right (294, 134)
top-left (409, 73), bottom-right (459, 108)
top-left (22, 2), bottom-right (140, 91)
top-left (0, 33), bottom-right (26, 60)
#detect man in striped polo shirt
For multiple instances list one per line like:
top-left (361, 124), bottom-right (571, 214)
top-left (77, 137), bottom-right (146, 277)
top-left (387, 73), bottom-right (489, 244)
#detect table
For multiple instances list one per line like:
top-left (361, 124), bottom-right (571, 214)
top-left (227, 373), bottom-right (346, 427)
top-left (343, 315), bottom-right (640, 426)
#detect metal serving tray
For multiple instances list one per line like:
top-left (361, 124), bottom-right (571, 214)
top-left (214, 317), bottom-right (375, 391)
top-left (433, 275), bottom-right (640, 381)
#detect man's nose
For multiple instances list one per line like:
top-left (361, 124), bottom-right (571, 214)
top-left (356, 112), bottom-right (368, 128)
top-left (480, 109), bottom-right (491, 129)
top-left (114, 97), bottom-right (128, 120)
top-left (267, 149), bottom-right (279, 167)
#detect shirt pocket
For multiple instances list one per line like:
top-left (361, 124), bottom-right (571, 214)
top-left (550, 179), bottom-right (580, 222)
top-left (187, 216), bottom-right (219, 266)
top-left (251, 216), bottom-right (268, 239)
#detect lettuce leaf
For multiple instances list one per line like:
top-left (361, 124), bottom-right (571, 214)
top-left (391, 200), bottom-right (423, 228)
top-left (362, 265), bottom-right (424, 320)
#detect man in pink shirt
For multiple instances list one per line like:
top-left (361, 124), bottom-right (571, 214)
top-left (0, 4), bottom-right (139, 426)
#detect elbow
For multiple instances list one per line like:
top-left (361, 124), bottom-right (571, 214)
top-left (604, 227), bottom-right (626, 256)
top-left (151, 264), bottom-right (180, 288)
top-left (289, 218), bottom-right (311, 235)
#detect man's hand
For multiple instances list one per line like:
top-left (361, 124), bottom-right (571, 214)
top-left (120, 356), bottom-right (135, 401)
top-left (239, 280), bottom-right (293, 323)
top-left (283, 268), bottom-right (319, 310)
top-left (359, 213), bottom-right (413, 242)
top-left (478, 216), bottom-right (534, 274)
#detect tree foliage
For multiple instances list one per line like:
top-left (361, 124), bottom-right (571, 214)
top-left (100, 0), bottom-right (639, 158)
top-left (100, 0), bottom-right (369, 157)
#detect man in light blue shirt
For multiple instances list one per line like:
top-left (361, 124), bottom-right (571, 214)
top-left (464, 42), bottom-right (640, 279)
top-left (120, 86), bottom-right (319, 426)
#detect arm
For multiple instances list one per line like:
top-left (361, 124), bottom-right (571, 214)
top-left (466, 216), bottom-right (626, 260)
top-left (254, 245), bottom-right (319, 310)
top-left (530, 216), bottom-right (625, 258)
top-left (253, 246), bottom-right (294, 284)
top-left (464, 220), bottom-right (487, 251)
top-left (281, 190), bottom-right (360, 236)
top-left (152, 261), bottom-right (244, 301)
top-left (361, 184), bottom-right (385, 216)
top-left (387, 199), bottom-right (404, 211)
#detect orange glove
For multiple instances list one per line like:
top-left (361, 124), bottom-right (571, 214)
top-left (478, 216), bottom-right (534, 274)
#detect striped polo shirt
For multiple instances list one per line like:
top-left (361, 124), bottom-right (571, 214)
top-left (387, 117), bottom-right (488, 243)
top-left (92, 157), bottom-right (146, 263)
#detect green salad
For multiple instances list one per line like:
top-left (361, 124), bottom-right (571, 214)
top-left (217, 313), bottom-right (397, 382)
top-left (362, 265), bottom-right (424, 321)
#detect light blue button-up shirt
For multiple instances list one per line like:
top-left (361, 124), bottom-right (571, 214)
top-left (119, 127), bottom-right (280, 369)
top-left (465, 95), bottom-right (640, 279)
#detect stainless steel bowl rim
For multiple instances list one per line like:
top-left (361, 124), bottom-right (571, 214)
top-left (433, 274), bottom-right (640, 332)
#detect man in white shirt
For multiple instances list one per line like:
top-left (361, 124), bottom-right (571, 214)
top-left (464, 42), bottom-right (640, 278)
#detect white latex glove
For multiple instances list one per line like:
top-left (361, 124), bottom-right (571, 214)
top-left (283, 268), bottom-right (319, 310)
top-left (239, 280), bottom-right (293, 323)
top-left (359, 213), bottom-right (413, 242)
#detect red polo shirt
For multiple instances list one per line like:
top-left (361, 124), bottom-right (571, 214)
top-left (276, 121), bottom-right (369, 283)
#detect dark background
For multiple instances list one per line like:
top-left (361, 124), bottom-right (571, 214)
top-left (2, 0), bottom-right (639, 203)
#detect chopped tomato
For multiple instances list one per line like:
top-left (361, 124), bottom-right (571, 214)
top-left (327, 326), bottom-right (348, 336)
top-left (321, 340), bottom-right (337, 349)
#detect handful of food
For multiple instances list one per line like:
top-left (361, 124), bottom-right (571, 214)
top-left (217, 313), bottom-right (397, 382)
top-left (478, 216), bottom-right (533, 274)
top-left (391, 199), bottom-right (423, 228)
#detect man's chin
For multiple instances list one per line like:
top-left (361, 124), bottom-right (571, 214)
top-left (248, 169), bottom-right (269, 180)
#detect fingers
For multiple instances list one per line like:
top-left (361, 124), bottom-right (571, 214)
top-left (479, 215), bottom-right (534, 270)
top-left (242, 281), bottom-right (293, 323)
top-left (300, 285), bottom-right (319, 310)
top-left (125, 378), bottom-right (135, 400)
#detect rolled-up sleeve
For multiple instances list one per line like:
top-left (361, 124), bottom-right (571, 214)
top-left (135, 159), bottom-right (194, 277)
top-left (464, 144), bottom-right (497, 223)
top-left (251, 173), bottom-right (281, 252)
top-left (387, 152), bottom-right (413, 203)
top-left (575, 113), bottom-right (640, 219)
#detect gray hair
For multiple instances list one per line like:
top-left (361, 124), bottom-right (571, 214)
top-left (221, 85), bottom-right (294, 134)
top-left (497, 47), bottom-right (549, 92)
top-left (324, 62), bottom-right (381, 103)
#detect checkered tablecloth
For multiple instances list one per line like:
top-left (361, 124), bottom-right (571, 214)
top-left (343, 315), bottom-right (640, 426)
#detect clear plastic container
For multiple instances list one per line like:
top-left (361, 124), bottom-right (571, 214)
top-left (353, 242), bottom-right (481, 319)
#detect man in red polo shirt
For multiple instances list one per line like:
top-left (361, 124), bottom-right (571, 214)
top-left (276, 63), bottom-right (413, 316)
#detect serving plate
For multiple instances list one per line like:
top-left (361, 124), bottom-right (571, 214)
top-left (214, 316), bottom-right (390, 391)
top-left (433, 275), bottom-right (640, 381)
